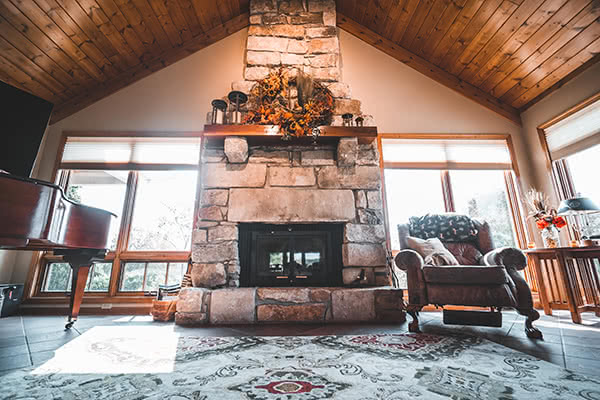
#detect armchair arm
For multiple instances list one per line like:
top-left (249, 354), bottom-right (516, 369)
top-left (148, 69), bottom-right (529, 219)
top-left (394, 250), bottom-right (427, 306)
top-left (482, 247), bottom-right (527, 271)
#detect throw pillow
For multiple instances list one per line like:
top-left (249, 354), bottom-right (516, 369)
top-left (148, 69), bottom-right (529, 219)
top-left (408, 214), bottom-right (479, 242)
top-left (406, 236), bottom-right (459, 266)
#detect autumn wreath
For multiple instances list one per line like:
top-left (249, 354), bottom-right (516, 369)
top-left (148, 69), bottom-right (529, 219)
top-left (243, 69), bottom-right (334, 139)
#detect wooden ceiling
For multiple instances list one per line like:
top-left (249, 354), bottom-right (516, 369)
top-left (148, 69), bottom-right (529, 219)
top-left (0, 0), bottom-right (598, 125)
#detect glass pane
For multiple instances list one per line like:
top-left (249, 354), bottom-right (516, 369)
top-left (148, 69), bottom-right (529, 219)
top-left (144, 263), bottom-right (167, 291)
top-left (167, 263), bottom-right (187, 286)
top-left (565, 144), bottom-right (600, 235)
top-left (128, 171), bottom-right (197, 251)
top-left (44, 263), bottom-right (71, 292)
top-left (66, 170), bottom-right (128, 250)
top-left (86, 263), bottom-right (112, 292)
top-left (450, 170), bottom-right (516, 248)
top-left (384, 169), bottom-right (445, 249)
top-left (120, 263), bottom-right (146, 291)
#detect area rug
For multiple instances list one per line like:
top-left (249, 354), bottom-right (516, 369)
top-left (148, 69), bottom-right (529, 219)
top-left (1, 326), bottom-right (599, 399)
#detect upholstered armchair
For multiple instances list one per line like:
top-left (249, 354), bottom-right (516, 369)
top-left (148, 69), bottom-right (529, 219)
top-left (394, 214), bottom-right (542, 339)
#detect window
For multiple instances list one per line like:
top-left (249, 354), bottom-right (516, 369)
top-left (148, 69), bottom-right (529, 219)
top-left (37, 133), bottom-right (200, 297)
top-left (382, 136), bottom-right (521, 251)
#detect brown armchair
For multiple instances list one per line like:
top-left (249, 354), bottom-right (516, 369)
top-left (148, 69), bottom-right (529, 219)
top-left (395, 215), bottom-right (542, 339)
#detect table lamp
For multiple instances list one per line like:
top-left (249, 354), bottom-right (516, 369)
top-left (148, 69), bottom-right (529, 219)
top-left (557, 197), bottom-right (600, 246)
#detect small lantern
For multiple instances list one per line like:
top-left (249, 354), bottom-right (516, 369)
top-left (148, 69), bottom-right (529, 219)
top-left (210, 99), bottom-right (227, 124)
top-left (355, 116), bottom-right (364, 127)
top-left (228, 91), bottom-right (248, 125)
top-left (342, 113), bottom-right (353, 127)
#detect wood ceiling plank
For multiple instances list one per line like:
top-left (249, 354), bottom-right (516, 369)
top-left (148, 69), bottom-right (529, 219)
top-left (482, 0), bottom-right (591, 93)
top-left (338, 0), bottom-right (357, 18)
top-left (458, 0), bottom-right (544, 81)
top-left (0, 54), bottom-right (59, 102)
top-left (382, 0), bottom-right (407, 39)
top-left (468, 0), bottom-right (567, 87)
top-left (447, 0), bottom-right (516, 76)
top-left (50, 12), bottom-right (249, 123)
top-left (192, 0), bottom-right (222, 30)
top-left (189, 0), bottom-right (212, 30)
top-left (353, 0), bottom-right (368, 25)
top-left (514, 38), bottom-right (600, 108)
top-left (500, 18), bottom-right (600, 104)
top-left (491, 1), bottom-right (598, 98)
top-left (400, 0), bottom-right (435, 48)
top-left (437, 0), bottom-right (501, 69)
top-left (145, 0), bottom-right (184, 46)
top-left (409, 0), bottom-right (451, 54)
top-left (370, 0), bottom-right (394, 35)
top-left (337, 13), bottom-right (522, 125)
top-left (390, 0), bottom-right (420, 43)
top-left (175, 0), bottom-right (203, 37)
top-left (111, 0), bottom-right (168, 53)
top-left (238, 0), bottom-right (249, 14)
top-left (128, 0), bottom-right (172, 51)
top-left (229, 0), bottom-right (241, 17)
top-left (34, 0), bottom-right (122, 77)
top-left (419, 0), bottom-right (469, 58)
top-left (216, 0), bottom-right (234, 25)
top-left (0, 0), bottom-right (96, 89)
top-left (162, 0), bottom-right (194, 42)
top-left (429, 0), bottom-right (485, 65)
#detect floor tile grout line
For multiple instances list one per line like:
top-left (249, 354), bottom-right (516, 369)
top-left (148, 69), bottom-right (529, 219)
top-left (20, 316), bottom-right (33, 367)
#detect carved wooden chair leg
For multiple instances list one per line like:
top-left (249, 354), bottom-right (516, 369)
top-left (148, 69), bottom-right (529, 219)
top-left (518, 308), bottom-right (543, 339)
top-left (407, 305), bottom-right (423, 333)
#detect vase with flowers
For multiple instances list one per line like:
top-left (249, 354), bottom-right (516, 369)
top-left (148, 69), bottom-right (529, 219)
top-left (525, 189), bottom-right (567, 248)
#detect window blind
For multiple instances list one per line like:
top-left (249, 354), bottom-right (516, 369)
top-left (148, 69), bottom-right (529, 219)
top-left (60, 136), bottom-right (201, 169)
top-left (381, 138), bottom-right (513, 169)
top-left (544, 98), bottom-right (600, 160)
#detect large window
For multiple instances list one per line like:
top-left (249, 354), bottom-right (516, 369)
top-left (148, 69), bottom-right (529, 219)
top-left (37, 133), bottom-right (200, 297)
top-left (381, 136), bottom-right (522, 250)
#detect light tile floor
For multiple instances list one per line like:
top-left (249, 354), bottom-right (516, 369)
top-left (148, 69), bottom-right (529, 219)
top-left (1, 310), bottom-right (599, 377)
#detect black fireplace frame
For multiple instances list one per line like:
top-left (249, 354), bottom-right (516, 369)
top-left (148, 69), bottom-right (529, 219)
top-left (238, 223), bottom-right (343, 287)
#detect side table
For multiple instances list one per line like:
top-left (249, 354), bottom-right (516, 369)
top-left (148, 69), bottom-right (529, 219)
top-left (525, 247), bottom-right (600, 323)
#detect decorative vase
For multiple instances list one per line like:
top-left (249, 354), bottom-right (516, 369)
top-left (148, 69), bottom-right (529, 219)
top-left (541, 225), bottom-right (560, 248)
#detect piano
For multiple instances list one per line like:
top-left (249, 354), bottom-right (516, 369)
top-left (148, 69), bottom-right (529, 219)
top-left (0, 172), bottom-right (115, 328)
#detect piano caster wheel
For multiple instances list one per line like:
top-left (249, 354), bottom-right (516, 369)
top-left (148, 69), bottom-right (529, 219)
top-left (65, 321), bottom-right (74, 330)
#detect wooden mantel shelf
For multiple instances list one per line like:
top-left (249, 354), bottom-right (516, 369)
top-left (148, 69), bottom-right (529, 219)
top-left (202, 124), bottom-right (377, 144)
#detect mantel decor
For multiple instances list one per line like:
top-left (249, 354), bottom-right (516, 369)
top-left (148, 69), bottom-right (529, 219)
top-left (243, 69), bottom-right (334, 140)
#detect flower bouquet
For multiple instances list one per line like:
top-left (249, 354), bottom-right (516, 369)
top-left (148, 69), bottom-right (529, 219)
top-left (525, 189), bottom-right (566, 248)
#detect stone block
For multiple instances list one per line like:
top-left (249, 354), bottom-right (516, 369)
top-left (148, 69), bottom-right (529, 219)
top-left (245, 66), bottom-right (271, 81)
top-left (202, 163), bottom-right (267, 188)
top-left (337, 137), bottom-right (358, 167)
top-left (249, 14), bottom-right (262, 24)
top-left (228, 188), bottom-right (355, 222)
top-left (375, 267), bottom-right (392, 286)
top-left (374, 289), bottom-right (405, 310)
top-left (272, 24), bottom-right (306, 38)
top-left (269, 166), bottom-right (315, 186)
top-left (342, 243), bottom-right (387, 266)
top-left (327, 82), bottom-right (351, 98)
top-left (195, 221), bottom-right (219, 228)
top-left (281, 53), bottom-right (305, 65)
top-left (317, 166), bottom-right (381, 189)
top-left (246, 50), bottom-right (281, 65)
top-left (309, 66), bottom-right (340, 81)
top-left (247, 36), bottom-right (289, 52)
top-left (198, 206), bottom-right (223, 221)
top-left (301, 149), bottom-right (335, 165)
top-left (224, 137), bottom-right (249, 163)
top-left (308, 53), bottom-right (338, 67)
top-left (357, 143), bottom-right (379, 165)
top-left (342, 267), bottom-right (375, 285)
top-left (308, 37), bottom-right (339, 54)
top-left (177, 287), bottom-right (210, 313)
top-left (175, 312), bottom-right (208, 326)
top-left (203, 148), bottom-right (225, 162)
top-left (306, 26), bottom-right (337, 38)
top-left (344, 224), bottom-right (386, 243)
top-left (192, 241), bottom-right (238, 263)
top-left (358, 209), bottom-right (384, 224)
top-left (263, 14), bottom-right (288, 24)
top-left (355, 190), bottom-right (366, 208)
top-left (290, 13), bottom-right (323, 25)
top-left (323, 10), bottom-right (336, 26)
top-left (208, 224), bottom-right (238, 242)
top-left (192, 229), bottom-right (207, 244)
top-left (257, 287), bottom-right (311, 303)
top-left (250, 0), bottom-right (277, 14)
top-left (249, 149), bottom-right (291, 164)
top-left (231, 80), bottom-right (256, 94)
top-left (309, 288), bottom-right (332, 302)
top-left (210, 288), bottom-right (256, 324)
top-left (287, 39), bottom-right (308, 53)
top-left (191, 263), bottom-right (227, 288)
top-left (308, 0), bottom-right (335, 12)
top-left (257, 304), bottom-right (326, 322)
top-left (334, 99), bottom-right (361, 115)
top-left (332, 289), bottom-right (375, 321)
top-left (367, 190), bottom-right (382, 209)
top-left (201, 189), bottom-right (229, 206)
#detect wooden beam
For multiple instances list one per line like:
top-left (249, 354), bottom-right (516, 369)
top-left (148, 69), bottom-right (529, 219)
top-left (336, 13), bottom-right (522, 126)
top-left (50, 13), bottom-right (249, 124)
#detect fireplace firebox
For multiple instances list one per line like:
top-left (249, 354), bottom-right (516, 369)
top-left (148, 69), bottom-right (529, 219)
top-left (239, 224), bottom-right (343, 287)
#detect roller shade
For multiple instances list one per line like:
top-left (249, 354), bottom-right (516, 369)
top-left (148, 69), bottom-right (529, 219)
top-left (381, 138), bottom-right (513, 169)
top-left (544, 98), bottom-right (600, 160)
top-left (60, 136), bottom-right (201, 169)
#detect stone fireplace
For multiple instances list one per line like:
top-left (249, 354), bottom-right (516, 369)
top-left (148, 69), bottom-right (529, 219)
top-left (175, 0), bottom-right (404, 325)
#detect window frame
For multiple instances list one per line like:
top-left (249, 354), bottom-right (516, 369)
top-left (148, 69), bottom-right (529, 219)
top-left (28, 131), bottom-right (201, 300)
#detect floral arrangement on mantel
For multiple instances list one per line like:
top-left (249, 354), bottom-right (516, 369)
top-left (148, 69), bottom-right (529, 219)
top-left (243, 69), bottom-right (334, 140)
top-left (525, 188), bottom-right (567, 248)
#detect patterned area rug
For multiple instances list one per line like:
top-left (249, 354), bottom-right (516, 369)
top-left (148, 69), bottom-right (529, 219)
top-left (1, 326), bottom-right (599, 399)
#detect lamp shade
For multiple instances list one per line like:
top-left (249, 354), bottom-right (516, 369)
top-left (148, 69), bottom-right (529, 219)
top-left (557, 197), bottom-right (600, 215)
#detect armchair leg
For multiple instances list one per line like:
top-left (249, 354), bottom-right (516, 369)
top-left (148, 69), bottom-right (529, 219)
top-left (518, 308), bottom-right (543, 339)
top-left (407, 305), bottom-right (423, 333)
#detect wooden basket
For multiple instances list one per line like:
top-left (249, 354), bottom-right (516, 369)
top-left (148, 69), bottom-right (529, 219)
top-left (151, 299), bottom-right (177, 322)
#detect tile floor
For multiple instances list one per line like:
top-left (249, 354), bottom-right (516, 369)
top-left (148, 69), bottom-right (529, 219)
top-left (1, 310), bottom-right (599, 378)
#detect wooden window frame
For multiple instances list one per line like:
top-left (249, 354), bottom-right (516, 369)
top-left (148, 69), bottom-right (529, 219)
top-left (27, 131), bottom-right (201, 304)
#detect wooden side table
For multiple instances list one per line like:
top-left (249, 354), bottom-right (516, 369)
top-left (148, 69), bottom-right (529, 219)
top-left (525, 247), bottom-right (600, 323)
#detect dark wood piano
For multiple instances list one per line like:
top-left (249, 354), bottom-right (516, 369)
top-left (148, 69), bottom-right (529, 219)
top-left (0, 172), bottom-right (115, 329)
